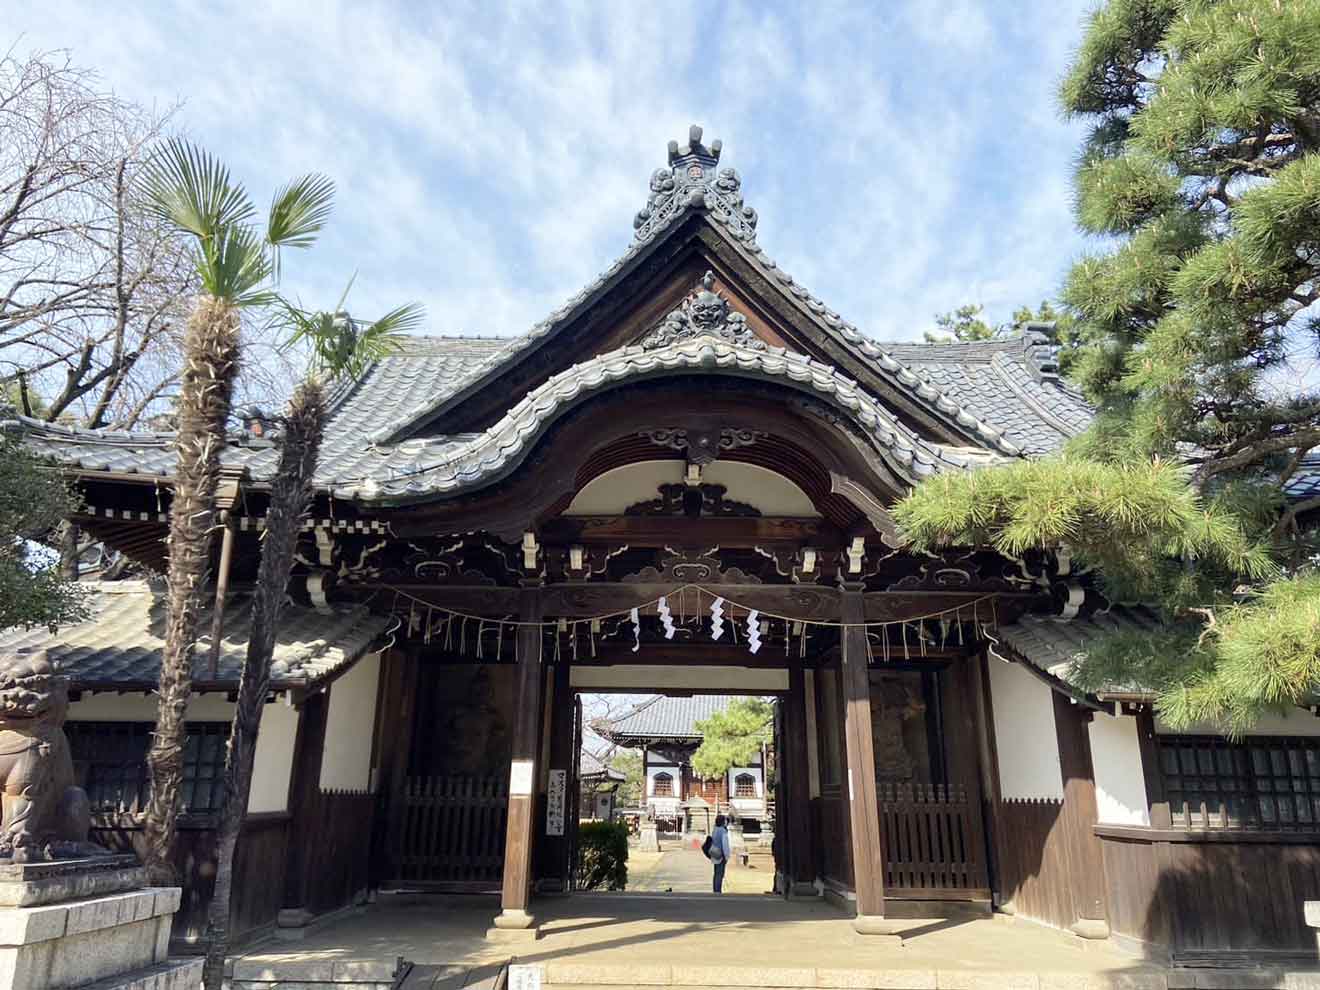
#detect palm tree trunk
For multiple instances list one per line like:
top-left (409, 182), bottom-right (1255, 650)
top-left (143, 295), bottom-right (241, 884)
top-left (202, 380), bottom-right (324, 990)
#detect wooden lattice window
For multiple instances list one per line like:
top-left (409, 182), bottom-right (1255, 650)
top-left (734, 773), bottom-right (757, 798)
top-left (66, 721), bottom-right (230, 814)
top-left (652, 772), bottom-right (673, 797)
top-left (1157, 735), bottom-right (1320, 830)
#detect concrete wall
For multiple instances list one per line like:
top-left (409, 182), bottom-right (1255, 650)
top-left (988, 659), bottom-right (1065, 800)
top-left (66, 692), bottom-right (299, 813)
top-left (319, 652), bottom-right (381, 792)
top-left (1088, 712), bottom-right (1149, 826)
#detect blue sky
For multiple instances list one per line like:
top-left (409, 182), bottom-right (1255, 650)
top-left (12, 0), bottom-right (1099, 343)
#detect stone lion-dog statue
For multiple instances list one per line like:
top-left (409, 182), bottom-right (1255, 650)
top-left (0, 650), bottom-right (103, 862)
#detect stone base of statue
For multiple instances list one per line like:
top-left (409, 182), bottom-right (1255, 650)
top-left (638, 822), bottom-right (660, 852)
top-left (0, 856), bottom-right (201, 990)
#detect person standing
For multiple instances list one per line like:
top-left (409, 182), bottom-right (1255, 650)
top-left (710, 814), bottom-right (732, 893)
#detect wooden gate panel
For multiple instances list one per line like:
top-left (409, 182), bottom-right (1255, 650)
top-left (879, 783), bottom-right (989, 898)
top-left (391, 775), bottom-right (509, 889)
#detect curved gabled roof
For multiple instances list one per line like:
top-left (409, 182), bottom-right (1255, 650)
top-left (10, 127), bottom-right (1118, 508)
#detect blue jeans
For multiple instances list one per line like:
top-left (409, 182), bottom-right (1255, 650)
top-left (713, 860), bottom-right (727, 893)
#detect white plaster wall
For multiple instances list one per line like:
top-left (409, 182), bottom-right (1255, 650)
top-left (249, 702), bottom-right (299, 813)
top-left (565, 459), bottom-right (820, 516)
top-left (67, 691), bottom-right (298, 813)
top-left (570, 664), bottom-right (788, 693)
top-left (987, 659), bottom-right (1065, 800)
top-left (1155, 709), bottom-right (1320, 737)
top-left (1088, 713), bottom-right (1150, 826)
top-left (319, 652), bottom-right (381, 792)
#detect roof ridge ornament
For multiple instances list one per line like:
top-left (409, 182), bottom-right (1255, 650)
top-left (634, 125), bottom-right (758, 244)
top-left (640, 271), bottom-right (766, 351)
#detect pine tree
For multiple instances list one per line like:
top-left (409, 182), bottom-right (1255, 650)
top-left (896, 0), bottom-right (1320, 734)
top-left (692, 699), bottom-right (773, 779)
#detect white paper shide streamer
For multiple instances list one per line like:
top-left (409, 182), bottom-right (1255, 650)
top-left (746, 609), bottom-right (762, 654)
top-left (657, 596), bottom-right (675, 639)
top-left (709, 596), bottom-right (726, 640)
top-left (630, 607), bottom-right (641, 653)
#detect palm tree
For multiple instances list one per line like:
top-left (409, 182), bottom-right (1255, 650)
top-left (201, 291), bottom-right (422, 990)
top-left (138, 140), bottom-right (334, 884)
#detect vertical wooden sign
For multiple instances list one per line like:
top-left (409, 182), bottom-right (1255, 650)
top-left (546, 768), bottom-right (567, 836)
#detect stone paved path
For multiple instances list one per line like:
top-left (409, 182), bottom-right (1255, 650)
top-left (627, 841), bottom-right (774, 894)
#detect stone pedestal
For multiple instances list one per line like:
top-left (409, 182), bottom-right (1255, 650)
top-left (0, 856), bottom-right (201, 990)
top-left (638, 823), bottom-right (659, 852)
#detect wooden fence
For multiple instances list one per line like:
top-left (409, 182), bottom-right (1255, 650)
top-left (301, 788), bottom-right (374, 915)
top-left (878, 784), bottom-right (988, 897)
top-left (91, 811), bottom-right (290, 946)
top-left (391, 775), bottom-right (508, 888)
top-left (1097, 826), bottom-right (1320, 962)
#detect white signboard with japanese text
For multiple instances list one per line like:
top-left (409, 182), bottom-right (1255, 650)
top-left (546, 768), bottom-right (567, 836)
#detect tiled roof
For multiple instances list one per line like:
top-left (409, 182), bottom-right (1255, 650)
top-left (579, 750), bottom-right (626, 781)
top-left (11, 334), bottom-right (1005, 504)
top-left (1283, 450), bottom-right (1320, 502)
top-left (0, 581), bottom-right (390, 689)
top-left (600, 695), bottom-right (745, 741)
top-left (879, 336), bottom-right (1092, 456)
top-left (996, 606), bottom-right (1167, 700)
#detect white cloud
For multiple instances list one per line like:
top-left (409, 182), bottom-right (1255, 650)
top-left (10, 0), bottom-right (1095, 343)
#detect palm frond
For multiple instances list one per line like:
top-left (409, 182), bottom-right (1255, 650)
top-left (267, 174), bottom-right (336, 250)
top-left (140, 138), bottom-right (256, 240)
top-left (278, 289), bottom-right (422, 382)
top-left (200, 226), bottom-right (274, 306)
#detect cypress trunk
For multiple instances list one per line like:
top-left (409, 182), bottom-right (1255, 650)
top-left (143, 296), bottom-right (241, 884)
top-left (202, 380), bottom-right (324, 990)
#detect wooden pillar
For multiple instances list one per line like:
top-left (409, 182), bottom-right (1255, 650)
top-left (207, 472), bottom-right (243, 676)
top-left (783, 662), bottom-right (817, 896)
top-left (1053, 693), bottom-right (1110, 939)
top-left (539, 657), bottom-right (574, 893)
top-left (968, 651), bottom-right (1004, 901)
top-left (1135, 708), bottom-right (1172, 827)
top-left (839, 584), bottom-right (899, 938)
top-left (490, 585), bottom-right (544, 937)
top-left (282, 690), bottom-right (329, 925)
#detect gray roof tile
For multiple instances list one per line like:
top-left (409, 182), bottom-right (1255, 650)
top-left (997, 606), bottom-right (1166, 699)
top-left (600, 695), bottom-right (744, 740)
top-left (0, 581), bottom-right (389, 688)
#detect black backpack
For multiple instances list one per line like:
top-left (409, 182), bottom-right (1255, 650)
top-left (701, 835), bottom-right (714, 859)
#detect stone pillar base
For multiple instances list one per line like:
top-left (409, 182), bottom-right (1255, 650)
top-left (789, 880), bottom-right (819, 898)
top-left (852, 914), bottom-right (905, 943)
top-left (487, 908), bottom-right (539, 941)
top-left (1070, 918), bottom-right (1111, 940)
top-left (0, 858), bottom-right (184, 990)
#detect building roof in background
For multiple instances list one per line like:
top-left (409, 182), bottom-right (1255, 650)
top-left (0, 581), bottom-right (390, 690)
top-left (579, 750), bottom-right (626, 782)
top-left (598, 694), bottom-right (747, 742)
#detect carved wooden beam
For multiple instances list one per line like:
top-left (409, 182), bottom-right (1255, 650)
top-left (541, 515), bottom-right (842, 548)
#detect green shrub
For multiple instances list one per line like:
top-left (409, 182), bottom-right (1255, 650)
top-left (575, 821), bottom-right (628, 891)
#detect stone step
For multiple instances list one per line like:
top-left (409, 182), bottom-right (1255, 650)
top-left (75, 956), bottom-right (204, 990)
